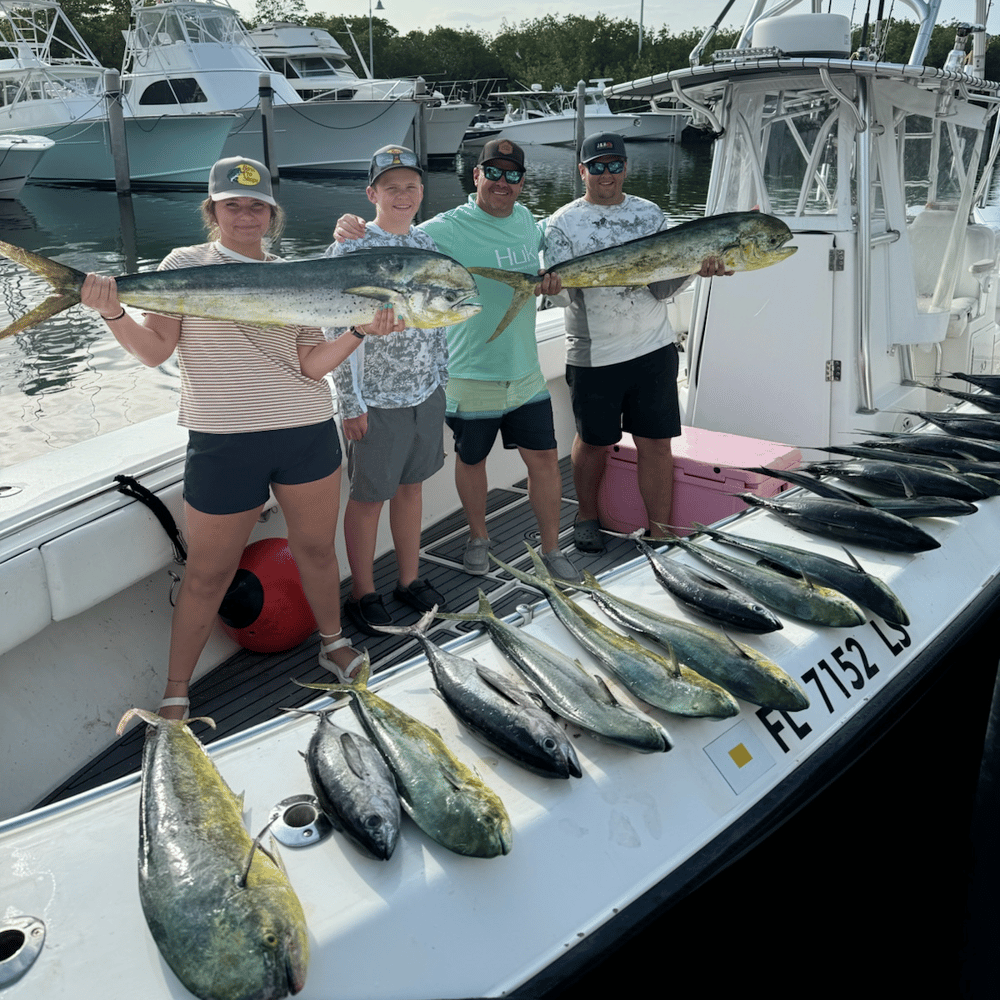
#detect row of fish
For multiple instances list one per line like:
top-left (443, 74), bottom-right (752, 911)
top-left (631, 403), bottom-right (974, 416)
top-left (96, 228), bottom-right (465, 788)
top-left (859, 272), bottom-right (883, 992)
top-left (113, 374), bottom-right (997, 1000)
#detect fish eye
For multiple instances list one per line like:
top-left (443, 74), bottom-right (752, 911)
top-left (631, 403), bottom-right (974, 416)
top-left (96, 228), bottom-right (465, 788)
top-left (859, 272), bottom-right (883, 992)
top-left (263, 931), bottom-right (278, 948)
top-left (365, 815), bottom-right (383, 829)
top-left (542, 738), bottom-right (558, 750)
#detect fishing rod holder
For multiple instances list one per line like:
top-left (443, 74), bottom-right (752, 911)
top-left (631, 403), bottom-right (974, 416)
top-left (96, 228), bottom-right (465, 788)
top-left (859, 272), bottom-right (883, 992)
top-left (267, 794), bottom-right (334, 848)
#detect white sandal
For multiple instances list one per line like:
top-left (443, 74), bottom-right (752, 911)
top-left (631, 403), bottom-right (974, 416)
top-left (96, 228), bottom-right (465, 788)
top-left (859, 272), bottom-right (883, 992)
top-left (318, 631), bottom-right (365, 683)
top-left (157, 696), bottom-right (190, 719)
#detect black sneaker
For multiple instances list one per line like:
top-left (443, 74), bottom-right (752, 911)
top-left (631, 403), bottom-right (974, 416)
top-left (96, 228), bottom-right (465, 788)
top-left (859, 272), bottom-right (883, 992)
top-left (393, 578), bottom-right (447, 613)
top-left (344, 593), bottom-right (392, 636)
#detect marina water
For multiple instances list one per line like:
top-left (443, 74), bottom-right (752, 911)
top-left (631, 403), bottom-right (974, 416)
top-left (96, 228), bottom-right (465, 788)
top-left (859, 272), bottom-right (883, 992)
top-left (0, 142), bottom-right (712, 466)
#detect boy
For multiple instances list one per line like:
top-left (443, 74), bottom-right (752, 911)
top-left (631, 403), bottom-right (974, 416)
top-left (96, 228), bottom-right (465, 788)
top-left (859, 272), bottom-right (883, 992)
top-left (324, 145), bottom-right (448, 634)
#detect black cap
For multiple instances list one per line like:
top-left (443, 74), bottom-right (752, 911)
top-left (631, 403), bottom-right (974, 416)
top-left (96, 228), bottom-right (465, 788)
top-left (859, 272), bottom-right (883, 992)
top-left (477, 137), bottom-right (526, 171)
top-left (580, 132), bottom-right (627, 163)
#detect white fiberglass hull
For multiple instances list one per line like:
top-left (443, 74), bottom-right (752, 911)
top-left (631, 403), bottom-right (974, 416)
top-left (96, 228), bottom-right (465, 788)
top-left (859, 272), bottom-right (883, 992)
top-left (2, 116), bottom-right (235, 186)
top-left (221, 100), bottom-right (417, 172)
top-left (0, 135), bottom-right (53, 197)
top-left (462, 109), bottom-right (684, 148)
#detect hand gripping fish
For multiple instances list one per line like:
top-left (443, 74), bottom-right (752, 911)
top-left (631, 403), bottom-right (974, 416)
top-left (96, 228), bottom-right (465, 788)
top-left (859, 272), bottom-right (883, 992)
top-left (0, 240), bottom-right (481, 339)
top-left (469, 211), bottom-right (797, 340)
top-left (116, 708), bottom-right (309, 1000)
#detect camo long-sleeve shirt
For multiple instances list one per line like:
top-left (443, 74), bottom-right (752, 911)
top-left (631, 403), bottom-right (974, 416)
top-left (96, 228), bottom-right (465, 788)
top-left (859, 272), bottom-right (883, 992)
top-left (323, 225), bottom-right (448, 419)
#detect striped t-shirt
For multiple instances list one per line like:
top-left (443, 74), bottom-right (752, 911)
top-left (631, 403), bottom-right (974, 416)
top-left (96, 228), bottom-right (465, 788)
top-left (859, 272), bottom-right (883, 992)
top-left (157, 242), bottom-right (332, 433)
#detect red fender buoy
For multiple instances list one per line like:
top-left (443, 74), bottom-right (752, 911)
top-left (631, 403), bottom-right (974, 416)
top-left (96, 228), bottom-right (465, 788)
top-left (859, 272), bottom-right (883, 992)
top-left (218, 538), bottom-right (317, 653)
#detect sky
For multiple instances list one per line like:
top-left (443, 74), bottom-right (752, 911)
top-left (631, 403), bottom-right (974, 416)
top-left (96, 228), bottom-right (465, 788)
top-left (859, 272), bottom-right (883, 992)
top-left (232, 0), bottom-right (996, 40)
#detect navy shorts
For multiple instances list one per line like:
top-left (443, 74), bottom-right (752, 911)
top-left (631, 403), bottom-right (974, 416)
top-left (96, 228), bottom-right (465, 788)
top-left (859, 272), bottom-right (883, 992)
top-left (445, 398), bottom-right (557, 466)
top-left (184, 419), bottom-right (343, 515)
top-left (566, 344), bottom-right (681, 446)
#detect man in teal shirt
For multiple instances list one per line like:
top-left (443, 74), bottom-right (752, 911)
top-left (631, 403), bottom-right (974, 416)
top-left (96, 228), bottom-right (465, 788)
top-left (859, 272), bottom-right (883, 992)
top-left (336, 138), bottom-right (580, 581)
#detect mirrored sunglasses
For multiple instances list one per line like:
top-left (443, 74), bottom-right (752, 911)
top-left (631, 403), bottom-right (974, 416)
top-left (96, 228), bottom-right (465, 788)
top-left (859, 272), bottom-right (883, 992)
top-left (374, 149), bottom-right (419, 170)
top-left (585, 159), bottom-right (626, 175)
top-left (481, 165), bottom-right (525, 183)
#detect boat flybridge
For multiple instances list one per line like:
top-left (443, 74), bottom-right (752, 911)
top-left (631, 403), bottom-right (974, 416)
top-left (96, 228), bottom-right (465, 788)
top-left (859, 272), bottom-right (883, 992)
top-left (2, 2), bottom-right (1000, 998)
top-left (248, 21), bottom-right (478, 158)
top-left (120, 0), bottom-right (417, 173)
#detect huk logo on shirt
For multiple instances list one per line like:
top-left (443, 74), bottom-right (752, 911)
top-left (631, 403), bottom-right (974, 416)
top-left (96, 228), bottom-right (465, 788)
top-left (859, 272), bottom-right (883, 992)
top-left (493, 244), bottom-right (535, 269)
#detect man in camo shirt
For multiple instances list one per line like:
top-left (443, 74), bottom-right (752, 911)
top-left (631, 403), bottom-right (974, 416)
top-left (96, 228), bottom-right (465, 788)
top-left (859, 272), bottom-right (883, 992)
top-left (324, 145), bottom-right (448, 634)
top-left (544, 132), bottom-right (731, 551)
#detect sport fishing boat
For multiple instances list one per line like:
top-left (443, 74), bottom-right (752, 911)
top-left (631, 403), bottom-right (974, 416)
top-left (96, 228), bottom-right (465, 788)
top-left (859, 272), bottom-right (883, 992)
top-left (120, 0), bottom-right (418, 174)
top-left (1, 1), bottom-right (999, 997)
top-left (461, 79), bottom-right (688, 147)
top-left (0, 134), bottom-right (53, 197)
top-left (248, 21), bottom-right (478, 159)
top-left (0, 0), bottom-right (235, 187)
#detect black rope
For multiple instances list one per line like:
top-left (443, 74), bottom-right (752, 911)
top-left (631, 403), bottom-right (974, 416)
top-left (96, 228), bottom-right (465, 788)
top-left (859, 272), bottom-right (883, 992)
top-left (114, 474), bottom-right (187, 565)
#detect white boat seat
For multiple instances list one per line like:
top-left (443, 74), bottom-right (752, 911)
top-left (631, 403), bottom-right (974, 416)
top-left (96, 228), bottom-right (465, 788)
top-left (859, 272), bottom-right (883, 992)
top-left (40, 481), bottom-right (183, 622)
top-left (0, 482), bottom-right (185, 656)
top-left (909, 209), bottom-right (996, 339)
top-left (0, 549), bottom-right (52, 657)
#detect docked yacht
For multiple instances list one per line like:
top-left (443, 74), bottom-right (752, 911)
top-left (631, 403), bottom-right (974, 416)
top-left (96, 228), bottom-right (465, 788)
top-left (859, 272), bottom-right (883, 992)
top-left (0, 134), bottom-right (53, 197)
top-left (1, 2), bottom-right (999, 997)
top-left (120, 0), bottom-right (417, 173)
top-left (248, 21), bottom-right (478, 158)
top-left (461, 79), bottom-right (689, 147)
top-left (0, 0), bottom-right (235, 186)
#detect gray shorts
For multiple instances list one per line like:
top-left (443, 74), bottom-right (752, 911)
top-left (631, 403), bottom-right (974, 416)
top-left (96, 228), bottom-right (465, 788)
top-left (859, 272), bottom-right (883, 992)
top-left (346, 386), bottom-right (446, 502)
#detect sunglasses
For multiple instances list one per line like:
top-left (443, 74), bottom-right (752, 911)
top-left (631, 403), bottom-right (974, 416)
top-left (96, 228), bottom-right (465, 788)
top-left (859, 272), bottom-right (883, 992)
top-left (373, 149), bottom-right (419, 170)
top-left (481, 165), bottom-right (525, 184)
top-left (585, 159), bottom-right (626, 175)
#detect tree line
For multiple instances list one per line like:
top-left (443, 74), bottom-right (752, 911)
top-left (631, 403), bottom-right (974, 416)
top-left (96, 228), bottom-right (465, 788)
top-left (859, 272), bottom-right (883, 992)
top-left (7, 1), bottom-right (998, 96)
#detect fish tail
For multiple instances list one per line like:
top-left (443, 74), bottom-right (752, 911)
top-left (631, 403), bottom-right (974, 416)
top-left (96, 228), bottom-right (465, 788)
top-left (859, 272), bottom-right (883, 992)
top-left (0, 240), bottom-right (86, 340)
top-left (115, 707), bottom-right (216, 735)
top-left (434, 589), bottom-right (496, 624)
top-left (466, 266), bottom-right (537, 343)
top-left (370, 608), bottom-right (437, 636)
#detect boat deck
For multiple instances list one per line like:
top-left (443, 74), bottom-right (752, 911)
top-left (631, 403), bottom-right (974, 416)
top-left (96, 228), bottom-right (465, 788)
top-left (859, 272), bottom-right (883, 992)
top-left (38, 457), bottom-right (640, 809)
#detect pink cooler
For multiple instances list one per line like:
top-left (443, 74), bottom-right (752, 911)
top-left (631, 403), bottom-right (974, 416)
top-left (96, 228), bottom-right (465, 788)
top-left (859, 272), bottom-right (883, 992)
top-left (596, 426), bottom-right (800, 536)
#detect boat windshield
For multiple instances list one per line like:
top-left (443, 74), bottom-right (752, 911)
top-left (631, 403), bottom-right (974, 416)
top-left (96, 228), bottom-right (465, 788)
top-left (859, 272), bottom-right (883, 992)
top-left (132, 3), bottom-right (255, 51)
top-left (710, 75), bottom-right (847, 223)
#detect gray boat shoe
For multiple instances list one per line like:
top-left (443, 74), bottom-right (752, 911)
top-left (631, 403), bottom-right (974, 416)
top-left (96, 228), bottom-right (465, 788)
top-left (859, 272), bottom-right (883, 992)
top-left (463, 537), bottom-right (491, 575)
top-left (542, 548), bottom-right (583, 584)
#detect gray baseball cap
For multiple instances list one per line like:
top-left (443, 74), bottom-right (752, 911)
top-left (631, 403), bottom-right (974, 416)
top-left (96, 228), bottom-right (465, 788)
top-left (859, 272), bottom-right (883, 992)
top-left (208, 156), bottom-right (276, 205)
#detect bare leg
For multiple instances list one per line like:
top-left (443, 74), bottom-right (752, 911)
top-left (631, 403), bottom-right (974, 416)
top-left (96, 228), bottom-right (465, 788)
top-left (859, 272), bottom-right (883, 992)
top-left (273, 469), bottom-right (358, 676)
top-left (517, 446), bottom-right (564, 552)
top-left (571, 434), bottom-right (609, 523)
top-left (389, 481), bottom-right (423, 587)
top-left (455, 455), bottom-right (489, 540)
top-left (633, 435), bottom-right (674, 535)
top-left (161, 503), bottom-right (264, 718)
top-left (343, 496), bottom-right (385, 599)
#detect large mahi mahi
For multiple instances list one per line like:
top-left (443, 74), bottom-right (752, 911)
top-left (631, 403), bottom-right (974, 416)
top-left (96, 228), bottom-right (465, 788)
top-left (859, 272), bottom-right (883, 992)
top-left (117, 708), bottom-right (309, 1000)
top-left (0, 240), bottom-right (481, 339)
top-left (469, 210), bottom-right (797, 339)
